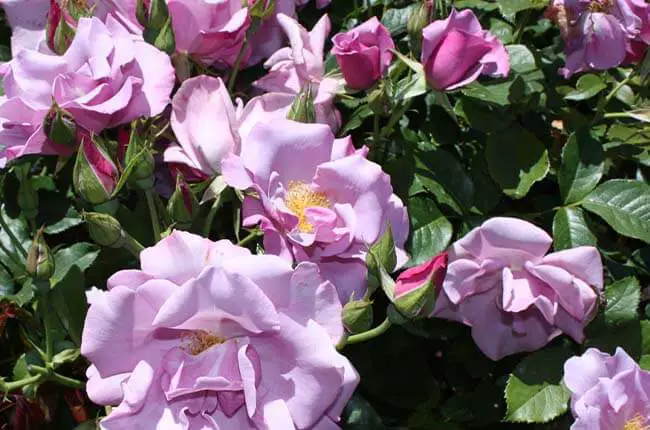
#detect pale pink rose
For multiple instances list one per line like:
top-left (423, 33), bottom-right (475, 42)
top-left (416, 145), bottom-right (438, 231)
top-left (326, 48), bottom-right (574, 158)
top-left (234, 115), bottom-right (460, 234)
top-left (331, 17), bottom-right (395, 90)
top-left (421, 9), bottom-right (509, 91)
top-left (564, 348), bottom-right (650, 429)
top-left (0, 16), bottom-right (175, 164)
top-left (82, 231), bottom-right (358, 429)
top-left (164, 76), bottom-right (240, 176)
top-left (221, 120), bottom-right (409, 302)
top-left (254, 13), bottom-right (342, 132)
top-left (433, 217), bottom-right (603, 361)
top-left (0, 0), bottom-right (49, 54)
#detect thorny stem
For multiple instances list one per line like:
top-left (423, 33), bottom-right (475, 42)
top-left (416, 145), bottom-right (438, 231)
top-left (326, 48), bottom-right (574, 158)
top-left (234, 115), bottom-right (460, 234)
top-left (28, 365), bottom-right (85, 389)
top-left (228, 39), bottom-right (249, 93)
top-left (237, 230), bottom-right (262, 247)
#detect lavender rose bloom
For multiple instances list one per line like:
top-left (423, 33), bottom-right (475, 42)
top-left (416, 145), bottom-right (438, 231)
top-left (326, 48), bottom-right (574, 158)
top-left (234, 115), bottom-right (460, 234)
top-left (331, 17), bottom-right (395, 90)
top-left (0, 15), bottom-right (174, 165)
top-left (82, 231), bottom-right (358, 429)
top-left (433, 217), bottom-right (603, 361)
top-left (421, 9), bottom-right (509, 91)
top-left (564, 348), bottom-right (650, 429)
top-left (221, 120), bottom-right (408, 302)
top-left (550, 0), bottom-right (650, 77)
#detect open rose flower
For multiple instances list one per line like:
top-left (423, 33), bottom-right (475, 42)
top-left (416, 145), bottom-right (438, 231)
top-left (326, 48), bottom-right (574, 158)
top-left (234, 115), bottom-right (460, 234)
top-left (253, 13), bottom-right (342, 132)
top-left (549, 0), bottom-right (650, 77)
top-left (0, 0), bottom-right (49, 54)
top-left (433, 217), bottom-right (603, 360)
top-left (82, 231), bottom-right (358, 429)
top-left (564, 347), bottom-right (650, 429)
top-left (0, 15), bottom-right (174, 165)
top-left (221, 119), bottom-right (408, 302)
top-left (331, 17), bottom-right (395, 90)
top-left (421, 9), bottom-right (509, 91)
top-left (164, 76), bottom-right (240, 178)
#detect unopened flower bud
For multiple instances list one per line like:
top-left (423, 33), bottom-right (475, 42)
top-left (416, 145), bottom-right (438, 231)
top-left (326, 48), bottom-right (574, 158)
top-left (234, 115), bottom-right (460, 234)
top-left (392, 252), bottom-right (447, 319)
top-left (167, 174), bottom-right (198, 229)
top-left (73, 134), bottom-right (119, 205)
top-left (26, 228), bottom-right (55, 281)
top-left (407, 0), bottom-right (432, 55)
top-left (287, 83), bottom-right (316, 123)
top-left (43, 104), bottom-right (77, 147)
top-left (138, 0), bottom-right (176, 54)
top-left (123, 130), bottom-right (156, 190)
top-left (84, 212), bottom-right (124, 248)
top-left (46, 0), bottom-right (76, 55)
top-left (342, 299), bottom-right (374, 334)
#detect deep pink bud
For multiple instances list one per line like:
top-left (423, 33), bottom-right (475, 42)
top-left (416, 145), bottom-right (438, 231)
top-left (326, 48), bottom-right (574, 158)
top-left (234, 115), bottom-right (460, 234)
top-left (73, 133), bottom-right (119, 205)
top-left (393, 252), bottom-right (448, 318)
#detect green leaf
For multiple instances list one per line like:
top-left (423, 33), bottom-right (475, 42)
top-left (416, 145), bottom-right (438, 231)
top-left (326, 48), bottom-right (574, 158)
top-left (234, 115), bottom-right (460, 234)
top-left (558, 129), bottom-right (604, 204)
top-left (604, 277), bottom-right (640, 327)
top-left (486, 127), bottom-right (550, 199)
top-left (44, 207), bottom-right (84, 235)
top-left (0, 206), bottom-right (30, 276)
top-left (381, 4), bottom-right (416, 36)
top-left (51, 266), bottom-right (87, 346)
top-left (498, 0), bottom-right (548, 16)
top-left (415, 149), bottom-right (474, 213)
top-left (52, 242), bottom-right (100, 285)
top-left (582, 180), bottom-right (650, 243)
top-left (341, 394), bottom-right (387, 429)
top-left (505, 347), bottom-right (572, 423)
top-left (52, 348), bottom-right (81, 367)
top-left (552, 207), bottom-right (597, 251)
top-left (461, 80), bottom-right (518, 107)
top-left (564, 74), bottom-right (607, 101)
top-left (367, 223), bottom-right (397, 273)
top-left (407, 196), bottom-right (452, 266)
top-left (507, 45), bottom-right (537, 74)
top-left (340, 104), bottom-right (373, 135)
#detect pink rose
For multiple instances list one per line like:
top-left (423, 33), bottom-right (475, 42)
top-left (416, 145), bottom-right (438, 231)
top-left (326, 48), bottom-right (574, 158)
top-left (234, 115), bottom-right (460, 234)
top-left (167, 0), bottom-right (250, 67)
top-left (392, 252), bottom-right (447, 318)
top-left (433, 217), bottom-right (603, 360)
top-left (421, 9), bottom-right (509, 91)
top-left (550, 0), bottom-right (650, 77)
top-left (0, 16), bottom-right (174, 165)
top-left (221, 120), bottom-right (409, 302)
top-left (331, 17), bottom-right (395, 90)
top-left (0, 0), bottom-right (49, 54)
top-left (564, 348), bottom-right (650, 429)
top-left (253, 13), bottom-right (342, 132)
top-left (82, 231), bottom-right (358, 428)
top-left (164, 76), bottom-right (241, 176)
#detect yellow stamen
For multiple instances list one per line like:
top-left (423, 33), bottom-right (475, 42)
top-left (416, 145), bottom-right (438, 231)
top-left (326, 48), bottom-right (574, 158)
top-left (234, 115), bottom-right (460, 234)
top-left (588, 0), bottom-right (613, 12)
top-left (285, 181), bottom-right (330, 233)
top-left (624, 415), bottom-right (649, 430)
top-left (181, 331), bottom-right (225, 356)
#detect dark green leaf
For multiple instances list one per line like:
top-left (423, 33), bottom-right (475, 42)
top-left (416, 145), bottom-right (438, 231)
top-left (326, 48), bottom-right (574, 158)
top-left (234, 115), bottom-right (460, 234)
top-left (486, 127), bottom-right (550, 199)
top-left (498, 0), bottom-right (548, 16)
top-left (564, 74), bottom-right (607, 101)
top-left (604, 277), bottom-right (640, 327)
top-left (552, 207), bottom-right (597, 251)
top-left (52, 242), bottom-right (100, 285)
top-left (558, 129), bottom-right (604, 204)
top-left (415, 149), bottom-right (474, 213)
top-left (582, 180), bottom-right (650, 243)
top-left (51, 266), bottom-right (87, 346)
top-left (407, 196), bottom-right (452, 266)
top-left (505, 347), bottom-right (572, 423)
top-left (341, 394), bottom-right (386, 429)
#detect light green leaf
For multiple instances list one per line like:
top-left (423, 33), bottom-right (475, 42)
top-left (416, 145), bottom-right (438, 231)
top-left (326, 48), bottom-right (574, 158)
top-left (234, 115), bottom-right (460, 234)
top-left (507, 45), bottom-right (537, 74)
top-left (564, 74), bottom-right (607, 101)
top-left (486, 127), bottom-right (550, 199)
top-left (582, 180), bottom-right (650, 243)
top-left (552, 207), bottom-right (597, 251)
top-left (381, 4), bottom-right (416, 36)
top-left (558, 129), bottom-right (604, 204)
top-left (505, 347), bottom-right (572, 423)
top-left (604, 277), bottom-right (640, 327)
top-left (407, 196), bottom-right (452, 267)
top-left (498, 0), bottom-right (548, 16)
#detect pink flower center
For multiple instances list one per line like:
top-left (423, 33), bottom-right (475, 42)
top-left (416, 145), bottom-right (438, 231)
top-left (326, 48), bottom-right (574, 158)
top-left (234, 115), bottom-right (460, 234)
top-left (624, 415), bottom-right (649, 430)
top-left (181, 330), bottom-right (226, 356)
top-left (285, 181), bottom-right (331, 233)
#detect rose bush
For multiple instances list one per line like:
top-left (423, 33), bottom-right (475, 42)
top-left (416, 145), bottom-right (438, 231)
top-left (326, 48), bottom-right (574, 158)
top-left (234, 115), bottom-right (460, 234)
top-left (0, 0), bottom-right (650, 429)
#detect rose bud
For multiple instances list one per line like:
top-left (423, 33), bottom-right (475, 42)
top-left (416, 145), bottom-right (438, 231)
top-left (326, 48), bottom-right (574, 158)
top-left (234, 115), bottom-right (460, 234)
top-left (421, 9), bottom-right (509, 91)
top-left (287, 82), bottom-right (316, 123)
top-left (43, 103), bottom-right (77, 147)
top-left (26, 227), bottom-right (55, 281)
top-left (342, 298), bottom-right (374, 334)
top-left (83, 212), bottom-right (124, 248)
top-left (122, 127), bottom-right (156, 191)
top-left (17, 179), bottom-right (39, 221)
top-left (393, 252), bottom-right (447, 318)
top-left (73, 134), bottom-right (119, 206)
top-left (331, 17), bottom-right (395, 90)
top-left (46, 0), bottom-right (76, 55)
top-left (166, 174), bottom-right (198, 229)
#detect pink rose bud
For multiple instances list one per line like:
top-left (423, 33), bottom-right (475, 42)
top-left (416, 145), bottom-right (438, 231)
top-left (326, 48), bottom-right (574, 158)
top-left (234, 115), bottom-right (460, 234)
top-left (393, 252), bottom-right (447, 318)
top-left (73, 134), bottom-right (119, 206)
top-left (46, 0), bottom-right (75, 55)
top-left (331, 17), bottom-right (395, 90)
top-left (421, 9), bottom-right (509, 91)
top-left (167, 174), bottom-right (198, 229)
